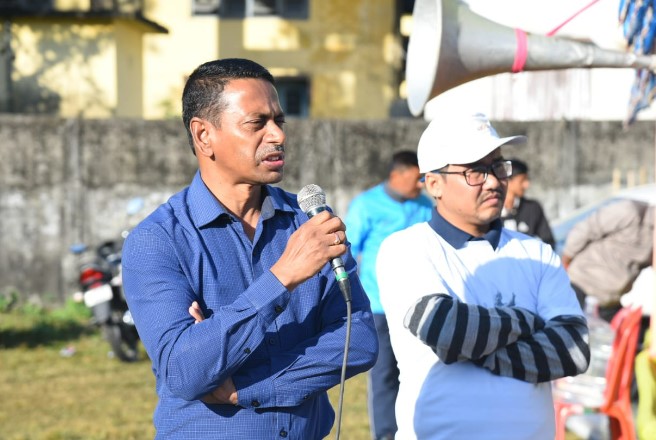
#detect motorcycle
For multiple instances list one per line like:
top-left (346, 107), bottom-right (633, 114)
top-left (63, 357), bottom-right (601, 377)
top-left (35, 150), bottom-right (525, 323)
top-left (70, 198), bottom-right (144, 362)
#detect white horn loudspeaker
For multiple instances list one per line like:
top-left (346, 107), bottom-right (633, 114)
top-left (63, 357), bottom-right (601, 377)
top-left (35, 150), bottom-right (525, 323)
top-left (406, 0), bottom-right (656, 116)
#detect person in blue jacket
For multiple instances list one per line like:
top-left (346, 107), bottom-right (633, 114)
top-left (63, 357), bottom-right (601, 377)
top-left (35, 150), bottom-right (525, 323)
top-left (345, 150), bottom-right (433, 440)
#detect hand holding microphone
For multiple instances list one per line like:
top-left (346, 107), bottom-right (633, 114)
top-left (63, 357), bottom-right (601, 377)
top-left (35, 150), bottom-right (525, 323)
top-left (270, 184), bottom-right (349, 298)
top-left (297, 184), bottom-right (351, 301)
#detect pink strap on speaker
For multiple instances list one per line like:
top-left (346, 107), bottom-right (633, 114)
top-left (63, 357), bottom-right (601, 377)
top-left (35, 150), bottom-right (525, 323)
top-left (512, 0), bottom-right (601, 72)
top-left (512, 28), bottom-right (528, 73)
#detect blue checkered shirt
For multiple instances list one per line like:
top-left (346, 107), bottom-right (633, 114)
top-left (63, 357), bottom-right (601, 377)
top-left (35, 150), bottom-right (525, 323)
top-left (122, 171), bottom-right (378, 439)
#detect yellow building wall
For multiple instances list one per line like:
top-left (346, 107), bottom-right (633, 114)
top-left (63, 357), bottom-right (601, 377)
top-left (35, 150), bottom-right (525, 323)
top-left (9, 0), bottom-right (400, 119)
top-left (12, 19), bottom-right (117, 117)
top-left (142, 1), bottom-right (219, 119)
top-left (142, 0), bottom-right (399, 120)
top-left (53, 0), bottom-right (91, 11)
top-left (219, 0), bottom-right (397, 119)
top-left (115, 20), bottom-right (144, 117)
top-left (12, 15), bottom-right (151, 118)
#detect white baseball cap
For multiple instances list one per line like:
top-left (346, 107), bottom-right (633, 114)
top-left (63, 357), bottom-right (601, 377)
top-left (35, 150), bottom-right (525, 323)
top-left (417, 113), bottom-right (526, 173)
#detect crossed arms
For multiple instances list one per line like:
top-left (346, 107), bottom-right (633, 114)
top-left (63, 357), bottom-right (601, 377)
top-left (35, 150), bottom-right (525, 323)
top-left (404, 293), bottom-right (590, 383)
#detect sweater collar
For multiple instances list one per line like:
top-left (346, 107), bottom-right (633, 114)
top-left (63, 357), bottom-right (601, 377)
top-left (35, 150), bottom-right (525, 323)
top-left (428, 209), bottom-right (502, 250)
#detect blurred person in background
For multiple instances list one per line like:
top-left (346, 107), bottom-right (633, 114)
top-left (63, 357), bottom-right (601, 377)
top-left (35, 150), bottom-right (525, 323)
top-left (121, 58), bottom-right (378, 439)
top-left (501, 158), bottom-right (555, 248)
top-left (562, 199), bottom-right (654, 322)
top-left (345, 150), bottom-right (433, 440)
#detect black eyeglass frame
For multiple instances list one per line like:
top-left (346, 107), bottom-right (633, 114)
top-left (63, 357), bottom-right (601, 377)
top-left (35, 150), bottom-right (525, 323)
top-left (430, 160), bottom-right (513, 186)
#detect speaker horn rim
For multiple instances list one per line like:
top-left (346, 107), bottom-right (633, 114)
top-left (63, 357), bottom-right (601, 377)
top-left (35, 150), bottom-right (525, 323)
top-left (406, 0), bottom-right (442, 116)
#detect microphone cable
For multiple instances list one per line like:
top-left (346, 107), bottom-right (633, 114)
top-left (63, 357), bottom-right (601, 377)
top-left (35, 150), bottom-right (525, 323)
top-left (334, 296), bottom-right (352, 440)
top-left (296, 184), bottom-right (353, 440)
top-left (331, 215), bottom-right (353, 440)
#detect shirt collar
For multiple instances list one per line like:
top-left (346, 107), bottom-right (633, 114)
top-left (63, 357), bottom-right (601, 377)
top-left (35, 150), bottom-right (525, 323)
top-left (188, 171), bottom-right (293, 228)
top-left (261, 185), bottom-right (296, 220)
top-left (428, 208), bottom-right (502, 250)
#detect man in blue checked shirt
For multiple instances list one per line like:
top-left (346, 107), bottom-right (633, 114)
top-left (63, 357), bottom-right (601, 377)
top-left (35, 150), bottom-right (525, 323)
top-left (122, 58), bottom-right (378, 439)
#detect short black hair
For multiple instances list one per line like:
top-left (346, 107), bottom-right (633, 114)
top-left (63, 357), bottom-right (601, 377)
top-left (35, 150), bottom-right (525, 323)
top-left (509, 158), bottom-right (529, 176)
top-left (181, 58), bottom-right (275, 154)
top-left (389, 150), bottom-right (419, 174)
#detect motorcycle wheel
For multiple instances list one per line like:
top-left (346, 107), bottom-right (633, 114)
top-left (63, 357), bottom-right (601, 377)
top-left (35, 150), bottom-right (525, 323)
top-left (102, 323), bottom-right (139, 362)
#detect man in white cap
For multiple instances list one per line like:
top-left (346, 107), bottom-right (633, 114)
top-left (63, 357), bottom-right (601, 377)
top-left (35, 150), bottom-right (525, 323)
top-left (377, 113), bottom-right (589, 440)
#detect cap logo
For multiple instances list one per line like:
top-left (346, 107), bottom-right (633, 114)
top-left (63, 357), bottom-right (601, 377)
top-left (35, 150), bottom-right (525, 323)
top-left (476, 121), bottom-right (491, 132)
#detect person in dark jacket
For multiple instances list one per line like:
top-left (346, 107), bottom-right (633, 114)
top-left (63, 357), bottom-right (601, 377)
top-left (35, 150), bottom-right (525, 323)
top-left (501, 158), bottom-right (555, 248)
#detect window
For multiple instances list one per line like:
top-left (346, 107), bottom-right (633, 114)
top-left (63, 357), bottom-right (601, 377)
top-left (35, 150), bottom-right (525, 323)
top-left (252, 0), bottom-right (275, 16)
top-left (192, 0), bottom-right (220, 14)
top-left (192, 0), bottom-right (308, 19)
top-left (277, 0), bottom-right (307, 18)
top-left (220, 0), bottom-right (245, 16)
top-left (276, 78), bottom-right (309, 117)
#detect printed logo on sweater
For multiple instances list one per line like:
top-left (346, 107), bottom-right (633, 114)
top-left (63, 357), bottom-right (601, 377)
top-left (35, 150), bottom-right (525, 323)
top-left (494, 291), bottom-right (516, 307)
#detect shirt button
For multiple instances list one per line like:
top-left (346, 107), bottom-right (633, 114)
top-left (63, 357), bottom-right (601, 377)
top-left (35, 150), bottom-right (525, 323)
top-left (251, 400), bottom-right (260, 407)
top-left (244, 348), bottom-right (251, 354)
top-left (279, 429), bottom-right (288, 438)
top-left (274, 305), bottom-right (283, 314)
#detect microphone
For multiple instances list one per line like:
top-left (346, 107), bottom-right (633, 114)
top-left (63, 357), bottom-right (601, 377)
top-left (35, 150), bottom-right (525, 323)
top-left (297, 184), bottom-right (352, 302)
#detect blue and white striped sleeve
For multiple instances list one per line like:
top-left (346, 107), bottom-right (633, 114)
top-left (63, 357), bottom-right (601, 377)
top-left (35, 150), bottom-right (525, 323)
top-left (404, 293), bottom-right (590, 383)
top-left (472, 315), bottom-right (590, 382)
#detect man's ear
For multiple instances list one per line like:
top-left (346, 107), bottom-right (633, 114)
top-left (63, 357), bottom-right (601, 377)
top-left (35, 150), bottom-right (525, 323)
top-left (388, 168), bottom-right (401, 185)
top-left (424, 173), bottom-right (443, 199)
top-left (190, 117), bottom-right (214, 157)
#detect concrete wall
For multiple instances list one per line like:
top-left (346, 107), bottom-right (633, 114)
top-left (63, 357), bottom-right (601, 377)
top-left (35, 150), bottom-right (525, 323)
top-left (1, 115), bottom-right (654, 304)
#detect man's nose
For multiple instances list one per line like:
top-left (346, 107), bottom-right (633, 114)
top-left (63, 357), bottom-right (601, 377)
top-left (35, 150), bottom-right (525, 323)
top-left (265, 120), bottom-right (285, 143)
top-left (484, 171), bottom-right (505, 189)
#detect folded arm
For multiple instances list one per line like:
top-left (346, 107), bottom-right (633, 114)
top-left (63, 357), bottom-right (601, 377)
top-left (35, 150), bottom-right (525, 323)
top-left (472, 314), bottom-right (589, 382)
top-left (404, 293), bottom-right (589, 382)
top-left (188, 302), bottom-right (238, 406)
top-left (231, 296), bottom-right (377, 409)
top-left (191, 293), bottom-right (378, 409)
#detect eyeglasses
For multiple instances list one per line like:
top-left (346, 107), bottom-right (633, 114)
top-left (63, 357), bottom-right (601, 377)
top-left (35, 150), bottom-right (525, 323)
top-left (431, 160), bottom-right (513, 186)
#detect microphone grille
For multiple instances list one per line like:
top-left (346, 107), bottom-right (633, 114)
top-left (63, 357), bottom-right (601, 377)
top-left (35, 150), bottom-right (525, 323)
top-left (297, 184), bottom-right (326, 213)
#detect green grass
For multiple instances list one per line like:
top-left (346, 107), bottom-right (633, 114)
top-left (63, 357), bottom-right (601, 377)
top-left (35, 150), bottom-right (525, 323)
top-left (0, 303), bottom-right (371, 440)
top-left (0, 302), bottom-right (582, 440)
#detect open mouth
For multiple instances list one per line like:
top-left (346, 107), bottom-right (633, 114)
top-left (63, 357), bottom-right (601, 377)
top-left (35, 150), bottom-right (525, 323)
top-left (262, 150), bottom-right (285, 169)
top-left (264, 153), bottom-right (284, 162)
top-left (260, 144), bottom-right (285, 169)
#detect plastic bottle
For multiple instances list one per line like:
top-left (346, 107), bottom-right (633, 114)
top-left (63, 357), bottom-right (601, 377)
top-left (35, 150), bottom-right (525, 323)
top-left (552, 296), bottom-right (615, 407)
